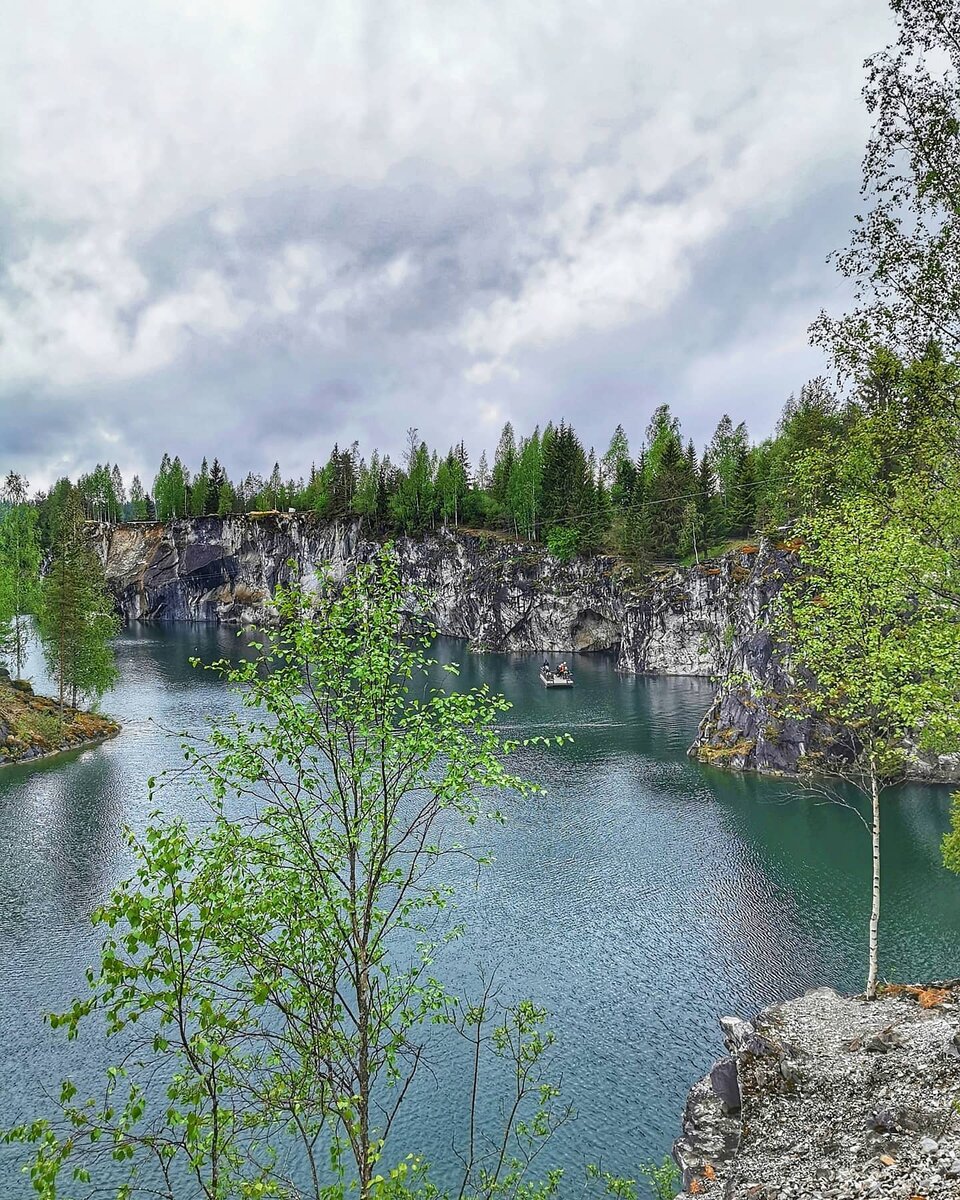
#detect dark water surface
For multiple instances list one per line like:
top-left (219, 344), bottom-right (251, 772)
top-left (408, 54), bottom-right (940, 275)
top-left (1, 625), bottom-right (959, 1194)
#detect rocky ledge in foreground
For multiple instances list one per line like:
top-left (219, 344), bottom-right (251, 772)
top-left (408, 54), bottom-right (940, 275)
top-left (675, 983), bottom-right (960, 1199)
top-left (0, 676), bottom-right (120, 766)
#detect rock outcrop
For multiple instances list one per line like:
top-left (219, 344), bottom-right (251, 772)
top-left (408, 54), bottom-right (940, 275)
top-left (688, 539), bottom-right (960, 782)
top-left (673, 983), bottom-right (960, 1199)
top-left (0, 674), bottom-right (120, 767)
top-left (94, 516), bottom-right (760, 675)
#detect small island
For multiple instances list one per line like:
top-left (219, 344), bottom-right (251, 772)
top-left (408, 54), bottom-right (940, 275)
top-left (0, 672), bottom-right (119, 767)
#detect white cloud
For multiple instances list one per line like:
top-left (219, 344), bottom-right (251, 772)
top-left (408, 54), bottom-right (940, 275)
top-left (0, 0), bottom-right (894, 478)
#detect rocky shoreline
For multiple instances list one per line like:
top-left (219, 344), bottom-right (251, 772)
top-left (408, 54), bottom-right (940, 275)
top-left (674, 983), bottom-right (960, 1199)
top-left (0, 678), bottom-right (120, 768)
top-left (93, 514), bottom-right (758, 673)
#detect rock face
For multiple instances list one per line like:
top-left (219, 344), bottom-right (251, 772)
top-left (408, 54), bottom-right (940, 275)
top-left (96, 519), bottom-right (960, 781)
top-left (689, 538), bottom-right (960, 782)
top-left (673, 983), bottom-right (960, 1199)
top-left (94, 516), bottom-right (760, 674)
top-left (689, 538), bottom-right (816, 773)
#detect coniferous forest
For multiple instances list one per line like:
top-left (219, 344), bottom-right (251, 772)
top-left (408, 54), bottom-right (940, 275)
top-left (29, 376), bottom-right (857, 566)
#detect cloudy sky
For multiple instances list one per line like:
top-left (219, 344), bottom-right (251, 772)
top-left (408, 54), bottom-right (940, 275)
top-left (1, 0), bottom-right (891, 490)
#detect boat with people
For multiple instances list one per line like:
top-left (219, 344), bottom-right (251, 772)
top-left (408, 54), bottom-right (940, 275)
top-left (540, 661), bottom-right (574, 688)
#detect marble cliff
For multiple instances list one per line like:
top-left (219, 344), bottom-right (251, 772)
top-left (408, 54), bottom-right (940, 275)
top-left (93, 514), bottom-right (758, 675)
top-left (94, 515), bottom-right (958, 781)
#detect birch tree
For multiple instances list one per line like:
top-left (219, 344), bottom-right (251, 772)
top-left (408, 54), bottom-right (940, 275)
top-left (10, 557), bottom-right (572, 1199)
top-left (780, 496), bottom-right (960, 997)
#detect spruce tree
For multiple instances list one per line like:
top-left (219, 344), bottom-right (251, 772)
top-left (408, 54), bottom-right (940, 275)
top-left (38, 488), bottom-right (119, 716)
top-left (207, 459), bottom-right (227, 514)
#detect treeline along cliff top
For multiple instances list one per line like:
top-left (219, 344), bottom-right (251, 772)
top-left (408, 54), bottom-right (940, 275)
top-left (25, 372), bottom-right (889, 566)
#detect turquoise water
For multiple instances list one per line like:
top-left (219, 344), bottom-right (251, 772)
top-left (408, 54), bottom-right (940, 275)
top-left (1, 625), bottom-right (958, 1195)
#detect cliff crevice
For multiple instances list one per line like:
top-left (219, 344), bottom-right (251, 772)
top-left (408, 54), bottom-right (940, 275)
top-left (95, 516), bottom-right (758, 676)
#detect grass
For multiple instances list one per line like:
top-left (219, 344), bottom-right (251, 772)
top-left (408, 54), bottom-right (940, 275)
top-left (0, 680), bottom-right (119, 764)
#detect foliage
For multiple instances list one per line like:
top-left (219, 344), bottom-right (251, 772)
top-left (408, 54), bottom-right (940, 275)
top-left (0, 471), bottom-right (41, 677)
top-left (9, 555), bottom-right (580, 1200)
top-left (812, 0), bottom-right (960, 371)
top-left (638, 1156), bottom-right (681, 1200)
top-left (780, 495), bottom-right (960, 994)
top-left (546, 525), bottom-right (580, 562)
top-left (36, 486), bottom-right (119, 713)
top-left (942, 793), bottom-right (960, 875)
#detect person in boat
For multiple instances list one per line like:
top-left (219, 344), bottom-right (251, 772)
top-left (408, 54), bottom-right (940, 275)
top-left (542, 660), bottom-right (552, 676)
top-left (556, 662), bottom-right (567, 677)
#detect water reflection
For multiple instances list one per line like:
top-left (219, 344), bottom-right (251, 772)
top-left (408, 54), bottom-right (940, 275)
top-left (0, 631), bottom-right (957, 1195)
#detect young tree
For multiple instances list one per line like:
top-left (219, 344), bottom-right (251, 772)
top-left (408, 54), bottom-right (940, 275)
top-left (267, 460), bottom-right (284, 510)
top-left (37, 488), bottom-right (119, 715)
top-left (437, 448), bottom-right (469, 526)
top-left (780, 496), bottom-right (960, 998)
top-left (490, 421), bottom-right (517, 510)
top-left (600, 425), bottom-right (631, 489)
top-left (708, 415), bottom-right (751, 538)
top-left (110, 464), bottom-right (126, 520)
top-left (678, 500), bottom-right (704, 565)
top-left (190, 458), bottom-right (211, 516)
top-left (507, 430), bottom-right (543, 540)
top-left (216, 479), bottom-right (236, 516)
top-left (10, 557), bottom-right (570, 1199)
top-left (475, 450), bottom-right (491, 490)
top-left (811, 0), bottom-right (960, 370)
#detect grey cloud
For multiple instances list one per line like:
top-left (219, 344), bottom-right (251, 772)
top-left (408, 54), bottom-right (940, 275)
top-left (0, 0), bottom-right (891, 487)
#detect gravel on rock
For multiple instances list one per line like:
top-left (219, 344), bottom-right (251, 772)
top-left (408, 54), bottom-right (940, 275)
top-left (673, 983), bottom-right (960, 1199)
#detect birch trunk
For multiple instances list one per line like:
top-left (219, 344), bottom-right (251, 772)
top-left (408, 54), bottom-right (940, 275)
top-left (866, 758), bottom-right (881, 999)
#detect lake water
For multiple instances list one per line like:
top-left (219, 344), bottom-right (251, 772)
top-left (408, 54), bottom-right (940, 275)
top-left (1, 624), bottom-right (959, 1196)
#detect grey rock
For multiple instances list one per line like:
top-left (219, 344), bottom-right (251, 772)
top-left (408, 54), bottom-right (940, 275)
top-left (675, 983), bottom-right (960, 1199)
top-left (865, 1025), bottom-right (904, 1054)
top-left (94, 517), bottom-right (756, 672)
top-left (710, 1056), bottom-right (741, 1112)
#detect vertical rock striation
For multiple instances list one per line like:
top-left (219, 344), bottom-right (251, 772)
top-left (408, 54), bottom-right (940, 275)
top-left (94, 516), bottom-right (761, 674)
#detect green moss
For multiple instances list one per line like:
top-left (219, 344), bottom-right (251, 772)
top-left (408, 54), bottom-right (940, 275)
top-left (696, 737), bottom-right (756, 763)
top-left (0, 682), bottom-right (119, 766)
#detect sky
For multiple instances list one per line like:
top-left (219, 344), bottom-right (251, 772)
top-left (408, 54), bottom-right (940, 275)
top-left (0, 0), bottom-right (893, 491)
